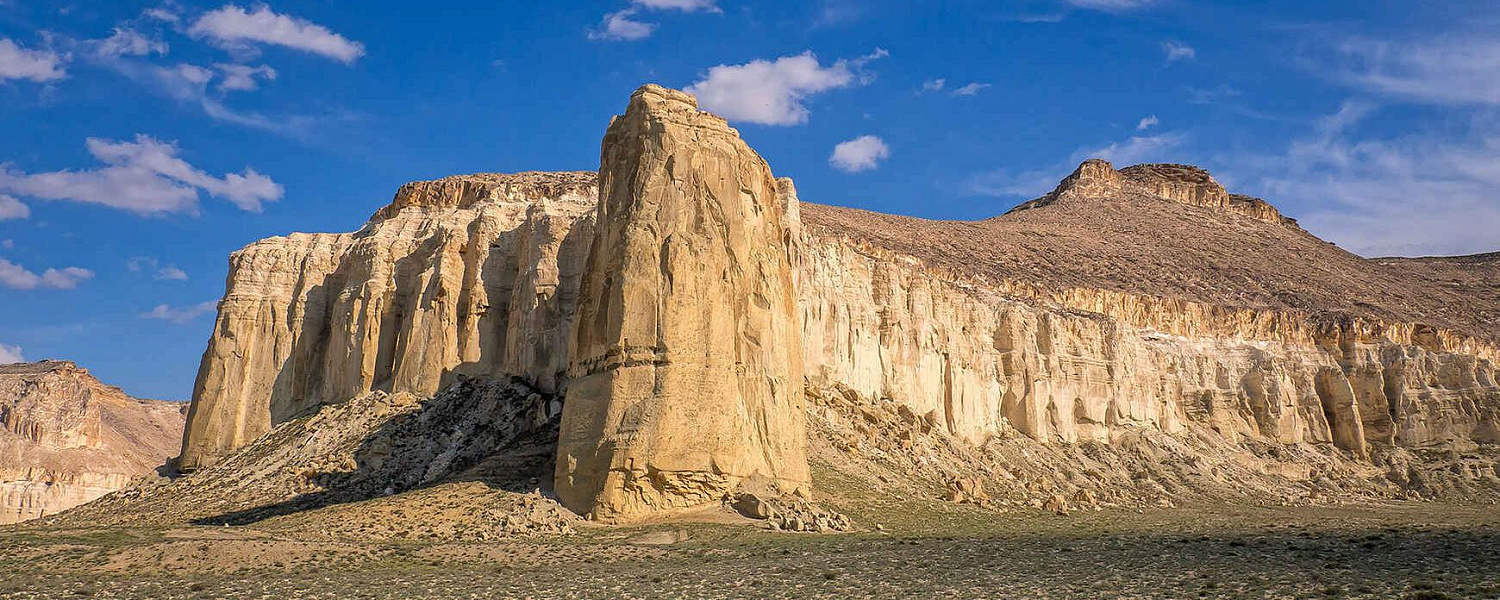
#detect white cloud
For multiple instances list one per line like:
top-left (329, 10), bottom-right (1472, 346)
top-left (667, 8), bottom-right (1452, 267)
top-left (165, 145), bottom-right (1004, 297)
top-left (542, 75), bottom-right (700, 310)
top-left (0, 38), bottom-right (67, 82)
top-left (632, 0), bottom-right (718, 11)
top-left (93, 55), bottom-right (300, 134)
top-left (686, 49), bottom-right (887, 126)
top-left (829, 135), bottom-right (891, 173)
top-left (143, 7), bottom-right (181, 23)
top-left (214, 63), bottom-right (276, 91)
top-left (1162, 41), bottom-right (1196, 62)
top-left (1186, 84), bottom-right (1240, 105)
top-left (1137, 115), bottom-right (1160, 130)
top-left (1, 240), bottom-right (12, 250)
top-left (1222, 102), bottom-right (1500, 256)
top-left (0, 258), bottom-right (93, 290)
top-left (155, 265), bottom-right (189, 281)
top-left (140, 300), bottom-right (217, 324)
top-left (128, 256), bottom-right (189, 280)
top-left (952, 82), bottom-right (991, 96)
top-left (1079, 131), bottom-right (1187, 166)
top-left (922, 78), bottom-right (946, 92)
top-left (188, 4), bottom-right (364, 63)
top-left (1333, 37), bottom-right (1500, 106)
top-left (94, 28), bottom-right (168, 58)
top-left (1063, 0), bottom-right (1155, 12)
top-left (589, 9), bottom-right (656, 41)
top-left (0, 343), bottom-right (24, 364)
top-left (0, 134), bottom-right (283, 215)
top-left (590, 0), bottom-right (720, 41)
top-left (0, 194), bottom-right (28, 220)
top-left (815, 0), bottom-right (865, 26)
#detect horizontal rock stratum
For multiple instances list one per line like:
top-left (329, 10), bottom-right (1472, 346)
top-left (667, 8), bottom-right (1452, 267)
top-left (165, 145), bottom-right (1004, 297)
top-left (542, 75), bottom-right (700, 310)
top-left (0, 361), bottom-right (184, 524)
top-left (170, 84), bottom-right (1499, 521)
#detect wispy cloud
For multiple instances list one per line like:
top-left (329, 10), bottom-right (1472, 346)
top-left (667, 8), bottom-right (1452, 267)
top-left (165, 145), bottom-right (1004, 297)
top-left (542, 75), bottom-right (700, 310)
top-left (92, 28), bottom-right (168, 58)
top-left (963, 131), bottom-right (1187, 198)
top-left (213, 62), bottom-right (275, 91)
top-left (0, 343), bottom-right (24, 364)
top-left (140, 300), bottom-right (217, 324)
top-left (921, 78), bottom-right (946, 92)
top-left (0, 194), bottom-right (28, 220)
top-left (951, 82), bottom-right (991, 96)
top-left (143, 7), bottom-right (181, 23)
top-left (0, 258), bottom-right (93, 290)
top-left (829, 135), bottom-right (890, 173)
top-left (0, 38), bottom-right (67, 82)
top-left (97, 56), bottom-right (309, 134)
top-left (1332, 36), bottom-right (1500, 106)
top-left (1162, 40), bottom-right (1196, 62)
top-left (1137, 115), bottom-right (1160, 130)
top-left (589, 9), bottom-right (656, 41)
top-left (0, 134), bottom-right (283, 215)
top-left (814, 0), bottom-right (865, 27)
top-left (1061, 0), bottom-right (1155, 13)
top-left (686, 49), bottom-right (887, 125)
top-left (1222, 101), bottom-right (1500, 256)
top-left (127, 256), bottom-right (189, 280)
top-left (188, 4), bottom-right (364, 63)
top-left (632, 0), bottom-right (719, 12)
top-left (1186, 84), bottom-right (1240, 105)
top-left (1082, 131), bottom-right (1187, 165)
top-left (590, 0), bottom-right (719, 41)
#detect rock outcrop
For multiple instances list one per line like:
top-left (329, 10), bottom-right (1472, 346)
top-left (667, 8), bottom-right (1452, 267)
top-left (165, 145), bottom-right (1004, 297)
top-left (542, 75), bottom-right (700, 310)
top-left (178, 172), bottom-right (597, 471)
top-left (556, 85), bottom-right (807, 520)
top-left (156, 85), bottom-right (1499, 526)
top-left (1010, 159), bottom-right (1295, 226)
top-left (0, 361), bottom-right (184, 524)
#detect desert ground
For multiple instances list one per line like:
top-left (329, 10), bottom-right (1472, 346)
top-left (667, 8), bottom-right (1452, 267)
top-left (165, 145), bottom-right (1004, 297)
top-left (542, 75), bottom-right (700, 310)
top-left (5, 495), bottom-right (1498, 600)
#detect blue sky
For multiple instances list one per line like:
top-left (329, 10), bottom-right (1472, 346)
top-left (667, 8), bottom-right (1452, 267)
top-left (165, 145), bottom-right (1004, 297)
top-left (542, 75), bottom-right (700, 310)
top-left (2, 0), bottom-right (1498, 399)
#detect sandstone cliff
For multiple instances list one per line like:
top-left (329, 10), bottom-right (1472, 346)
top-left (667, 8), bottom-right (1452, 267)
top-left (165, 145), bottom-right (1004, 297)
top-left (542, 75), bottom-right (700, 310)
top-left (156, 85), bottom-right (1498, 526)
top-left (178, 172), bottom-right (596, 471)
top-left (0, 361), bottom-right (184, 524)
top-left (557, 85), bottom-right (808, 520)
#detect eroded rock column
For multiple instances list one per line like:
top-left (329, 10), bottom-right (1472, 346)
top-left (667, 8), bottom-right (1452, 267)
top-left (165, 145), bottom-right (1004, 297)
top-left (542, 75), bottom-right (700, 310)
top-left (556, 85), bottom-right (808, 521)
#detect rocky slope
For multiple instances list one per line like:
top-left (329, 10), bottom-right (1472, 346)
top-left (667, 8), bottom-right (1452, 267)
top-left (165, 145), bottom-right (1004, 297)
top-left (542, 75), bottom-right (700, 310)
top-left (0, 361), bottom-right (184, 524)
top-left (116, 84), bottom-right (1499, 528)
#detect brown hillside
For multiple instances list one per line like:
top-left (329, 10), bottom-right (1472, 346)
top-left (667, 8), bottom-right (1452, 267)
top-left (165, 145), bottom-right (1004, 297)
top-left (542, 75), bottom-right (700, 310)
top-left (801, 160), bottom-right (1500, 343)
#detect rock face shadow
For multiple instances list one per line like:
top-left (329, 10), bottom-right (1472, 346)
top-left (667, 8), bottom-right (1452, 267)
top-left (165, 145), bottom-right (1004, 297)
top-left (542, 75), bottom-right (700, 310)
top-left (188, 375), bottom-right (563, 527)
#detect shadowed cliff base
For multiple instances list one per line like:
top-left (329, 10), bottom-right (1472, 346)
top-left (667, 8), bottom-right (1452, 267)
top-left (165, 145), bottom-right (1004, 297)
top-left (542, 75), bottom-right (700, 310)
top-left (45, 376), bottom-right (578, 539)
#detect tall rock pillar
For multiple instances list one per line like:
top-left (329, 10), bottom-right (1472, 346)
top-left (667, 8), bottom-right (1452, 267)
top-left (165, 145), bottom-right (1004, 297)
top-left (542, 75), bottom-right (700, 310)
top-left (556, 85), bottom-right (809, 521)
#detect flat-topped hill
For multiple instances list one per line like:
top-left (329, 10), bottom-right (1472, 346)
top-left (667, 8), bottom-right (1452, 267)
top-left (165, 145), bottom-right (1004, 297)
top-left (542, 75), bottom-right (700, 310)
top-left (803, 160), bottom-right (1499, 343)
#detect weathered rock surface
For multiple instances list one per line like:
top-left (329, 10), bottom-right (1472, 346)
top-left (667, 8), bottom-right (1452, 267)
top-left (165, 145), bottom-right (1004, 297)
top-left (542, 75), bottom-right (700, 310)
top-left (178, 172), bottom-right (596, 471)
top-left (56, 375), bottom-right (571, 536)
top-left (155, 85), bottom-right (1499, 527)
top-left (0, 361), bottom-right (184, 524)
top-left (556, 85), bottom-right (808, 520)
top-left (1011, 159), bottom-right (1293, 226)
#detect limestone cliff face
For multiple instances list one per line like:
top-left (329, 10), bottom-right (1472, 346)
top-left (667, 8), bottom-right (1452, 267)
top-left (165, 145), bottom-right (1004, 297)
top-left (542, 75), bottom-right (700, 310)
top-left (797, 233), bottom-right (1500, 461)
top-left (178, 172), bottom-right (596, 471)
top-left (174, 85), bottom-right (1500, 519)
top-left (556, 85), bottom-right (808, 520)
top-left (0, 361), bottom-right (184, 524)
